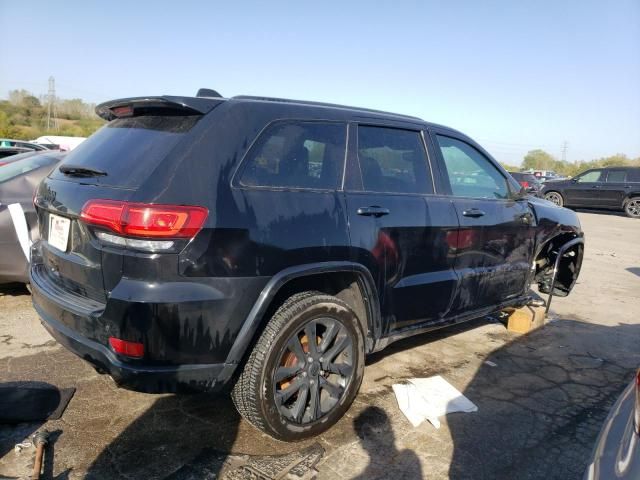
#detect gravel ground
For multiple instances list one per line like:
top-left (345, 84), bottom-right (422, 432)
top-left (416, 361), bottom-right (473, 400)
top-left (1, 210), bottom-right (639, 479)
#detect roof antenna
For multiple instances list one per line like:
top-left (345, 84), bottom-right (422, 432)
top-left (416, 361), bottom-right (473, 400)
top-left (196, 88), bottom-right (222, 98)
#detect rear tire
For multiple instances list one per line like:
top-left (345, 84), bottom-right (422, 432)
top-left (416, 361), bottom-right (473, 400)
top-left (231, 291), bottom-right (365, 441)
top-left (624, 197), bottom-right (640, 218)
top-left (544, 191), bottom-right (564, 207)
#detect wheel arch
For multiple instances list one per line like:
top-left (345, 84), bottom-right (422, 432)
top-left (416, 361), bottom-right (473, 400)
top-left (534, 232), bottom-right (584, 297)
top-left (222, 262), bottom-right (381, 378)
top-left (623, 192), bottom-right (640, 204)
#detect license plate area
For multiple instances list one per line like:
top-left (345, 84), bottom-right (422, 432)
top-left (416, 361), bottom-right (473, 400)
top-left (48, 213), bottom-right (71, 252)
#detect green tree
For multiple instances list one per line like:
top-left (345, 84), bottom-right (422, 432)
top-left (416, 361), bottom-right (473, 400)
top-left (522, 149), bottom-right (557, 171)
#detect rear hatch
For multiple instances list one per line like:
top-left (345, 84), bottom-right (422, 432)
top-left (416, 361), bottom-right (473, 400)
top-left (33, 96), bottom-right (222, 305)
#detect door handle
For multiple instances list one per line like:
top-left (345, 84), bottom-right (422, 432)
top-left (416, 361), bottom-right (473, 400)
top-left (357, 206), bottom-right (390, 217)
top-left (592, 185), bottom-right (602, 188)
top-left (462, 208), bottom-right (486, 218)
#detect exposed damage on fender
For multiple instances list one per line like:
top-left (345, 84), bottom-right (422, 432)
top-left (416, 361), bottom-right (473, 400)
top-left (526, 196), bottom-right (584, 309)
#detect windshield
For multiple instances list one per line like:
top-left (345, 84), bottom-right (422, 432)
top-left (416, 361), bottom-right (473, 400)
top-left (0, 152), bottom-right (60, 183)
top-left (49, 115), bottom-right (201, 188)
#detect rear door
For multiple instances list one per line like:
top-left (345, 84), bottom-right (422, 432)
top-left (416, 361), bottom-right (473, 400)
top-left (344, 123), bottom-right (459, 334)
top-left (430, 131), bottom-right (535, 313)
top-left (600, 169), bottom-right (630, 207)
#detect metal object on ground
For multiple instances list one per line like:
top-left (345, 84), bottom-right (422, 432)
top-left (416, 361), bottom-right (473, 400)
top-left (31, 430), bottom-right (49, 480)
top-left (545, 237), bottom-right (584, 314)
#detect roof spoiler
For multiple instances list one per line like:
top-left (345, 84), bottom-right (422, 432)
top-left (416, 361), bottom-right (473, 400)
top-left (95, 95), bottom-right (224, 121)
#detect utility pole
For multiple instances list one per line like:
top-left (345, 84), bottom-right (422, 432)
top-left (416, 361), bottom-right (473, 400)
top-left (46, 76), bottom-right (59, 131)
top-left (561, 140), bottom-right (568, 163)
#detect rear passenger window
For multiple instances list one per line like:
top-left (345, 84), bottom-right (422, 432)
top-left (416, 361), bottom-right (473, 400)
top-left (435, 135), bottom-right (509, 199)
top-left (606, 170), bottom-right (627, 182)
top-left (357, 126), bottom-right (432, 194)
top-left (239, 121), bottom-right (346, 190)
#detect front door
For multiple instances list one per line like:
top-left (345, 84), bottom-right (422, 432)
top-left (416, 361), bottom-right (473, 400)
top-left (431, 132), bottom-right (536, 314)
top-left (344, 124), bottom-right (459, 335)
top-left (564, 169), bottom-right (605, 207)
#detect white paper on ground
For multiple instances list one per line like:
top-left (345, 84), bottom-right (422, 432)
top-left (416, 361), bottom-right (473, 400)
top-left (8, 203), bottom-right (31, 260)
top-left (392, 375), bottom-right (478, 429)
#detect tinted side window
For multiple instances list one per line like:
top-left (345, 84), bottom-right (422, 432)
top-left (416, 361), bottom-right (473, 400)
top-left (576, 170), bottom-right (603, 183)
top-left (239, 121), bottom-right (346, 190)
top-left (357, 126), bottom-right (432, 194)
top-left (606, 170), bottom-right (627, 183)
top-left (628, 169), bottom-right (640, 182)
top-left (435, 135), bottom-right (509, 199)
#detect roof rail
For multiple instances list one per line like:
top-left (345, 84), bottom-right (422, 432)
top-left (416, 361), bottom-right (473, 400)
top-left (232, 95), bottom-right (423, 121)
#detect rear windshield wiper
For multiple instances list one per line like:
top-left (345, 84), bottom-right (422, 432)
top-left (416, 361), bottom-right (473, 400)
top-left (59, 165), bottom-right (108, 177)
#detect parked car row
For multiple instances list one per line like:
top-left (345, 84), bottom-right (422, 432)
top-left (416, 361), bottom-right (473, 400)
top-left (504, 166), bottom-right (640, 218)
top-left (541, 167), bottom-right (640, 218)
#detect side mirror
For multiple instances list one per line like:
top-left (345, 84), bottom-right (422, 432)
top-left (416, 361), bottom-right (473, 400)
top-left (514, 186), bottom-right (529, 200)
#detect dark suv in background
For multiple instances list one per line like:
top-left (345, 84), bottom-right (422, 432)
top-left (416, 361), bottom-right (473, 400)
top-left (542, 167), bottom-right (640, 218)
top-left (30, 91), bottom-right (584, 440)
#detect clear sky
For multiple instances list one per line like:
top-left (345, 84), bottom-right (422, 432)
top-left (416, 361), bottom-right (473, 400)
top-left (1, 0), bottom-right (639, 165)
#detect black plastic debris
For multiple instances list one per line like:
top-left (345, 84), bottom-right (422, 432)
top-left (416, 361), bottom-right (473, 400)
top-left (0, 384), bottom-right (75, 423)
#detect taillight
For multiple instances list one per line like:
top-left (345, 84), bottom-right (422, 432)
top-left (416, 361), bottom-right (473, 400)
top-left (520, 181), bottom-right (530, 189)
top-left (81, 200), bottom-right (208, 238)
top-left (109, 337), bottom-right (144, 358)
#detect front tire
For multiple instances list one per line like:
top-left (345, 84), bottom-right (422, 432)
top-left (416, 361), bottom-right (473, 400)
top-left (624, 197), bottom-right (640, 218)
top-left (544, 191), bottom-right (564, 207)
top-left (231, 291), bottom-right (365, 441)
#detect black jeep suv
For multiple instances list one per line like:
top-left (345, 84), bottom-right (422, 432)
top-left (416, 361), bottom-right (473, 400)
top-left (541, 166), bottom-right (640, 218)
top-left (30, 92), bottom-right (584, 441)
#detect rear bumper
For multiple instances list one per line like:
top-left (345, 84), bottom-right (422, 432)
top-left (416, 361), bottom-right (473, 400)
top-left (30, 264), bottom-right (241, 393)
top-left (36, 302), bottom-right (227, 392)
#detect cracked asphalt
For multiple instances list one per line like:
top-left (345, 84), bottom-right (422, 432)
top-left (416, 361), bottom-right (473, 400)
top-left (1, 210), bottom-right (639, 479)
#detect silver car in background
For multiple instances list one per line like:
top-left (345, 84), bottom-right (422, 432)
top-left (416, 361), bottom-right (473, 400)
top-left (0, 150), bottom-right (65, 284)
top-left (585, 370), bottom-right (640, 479)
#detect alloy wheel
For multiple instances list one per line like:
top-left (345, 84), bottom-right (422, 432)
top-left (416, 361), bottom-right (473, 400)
top-left (626, 199), bottom-right (640, 218)
top-left (545, 192), bottom-right (563, 206)
top-left (273, 317), bottom-right (354, 424)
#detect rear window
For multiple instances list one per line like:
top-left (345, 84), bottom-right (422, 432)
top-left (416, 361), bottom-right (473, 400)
top-left (50, 115), bottom-right (200, 188)
top-left (239, 121), bottom-right (346, 190)
top-left (0, 153), bottom-right (58, 183)
top-left (629, 169), bottom-right (640, 182)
